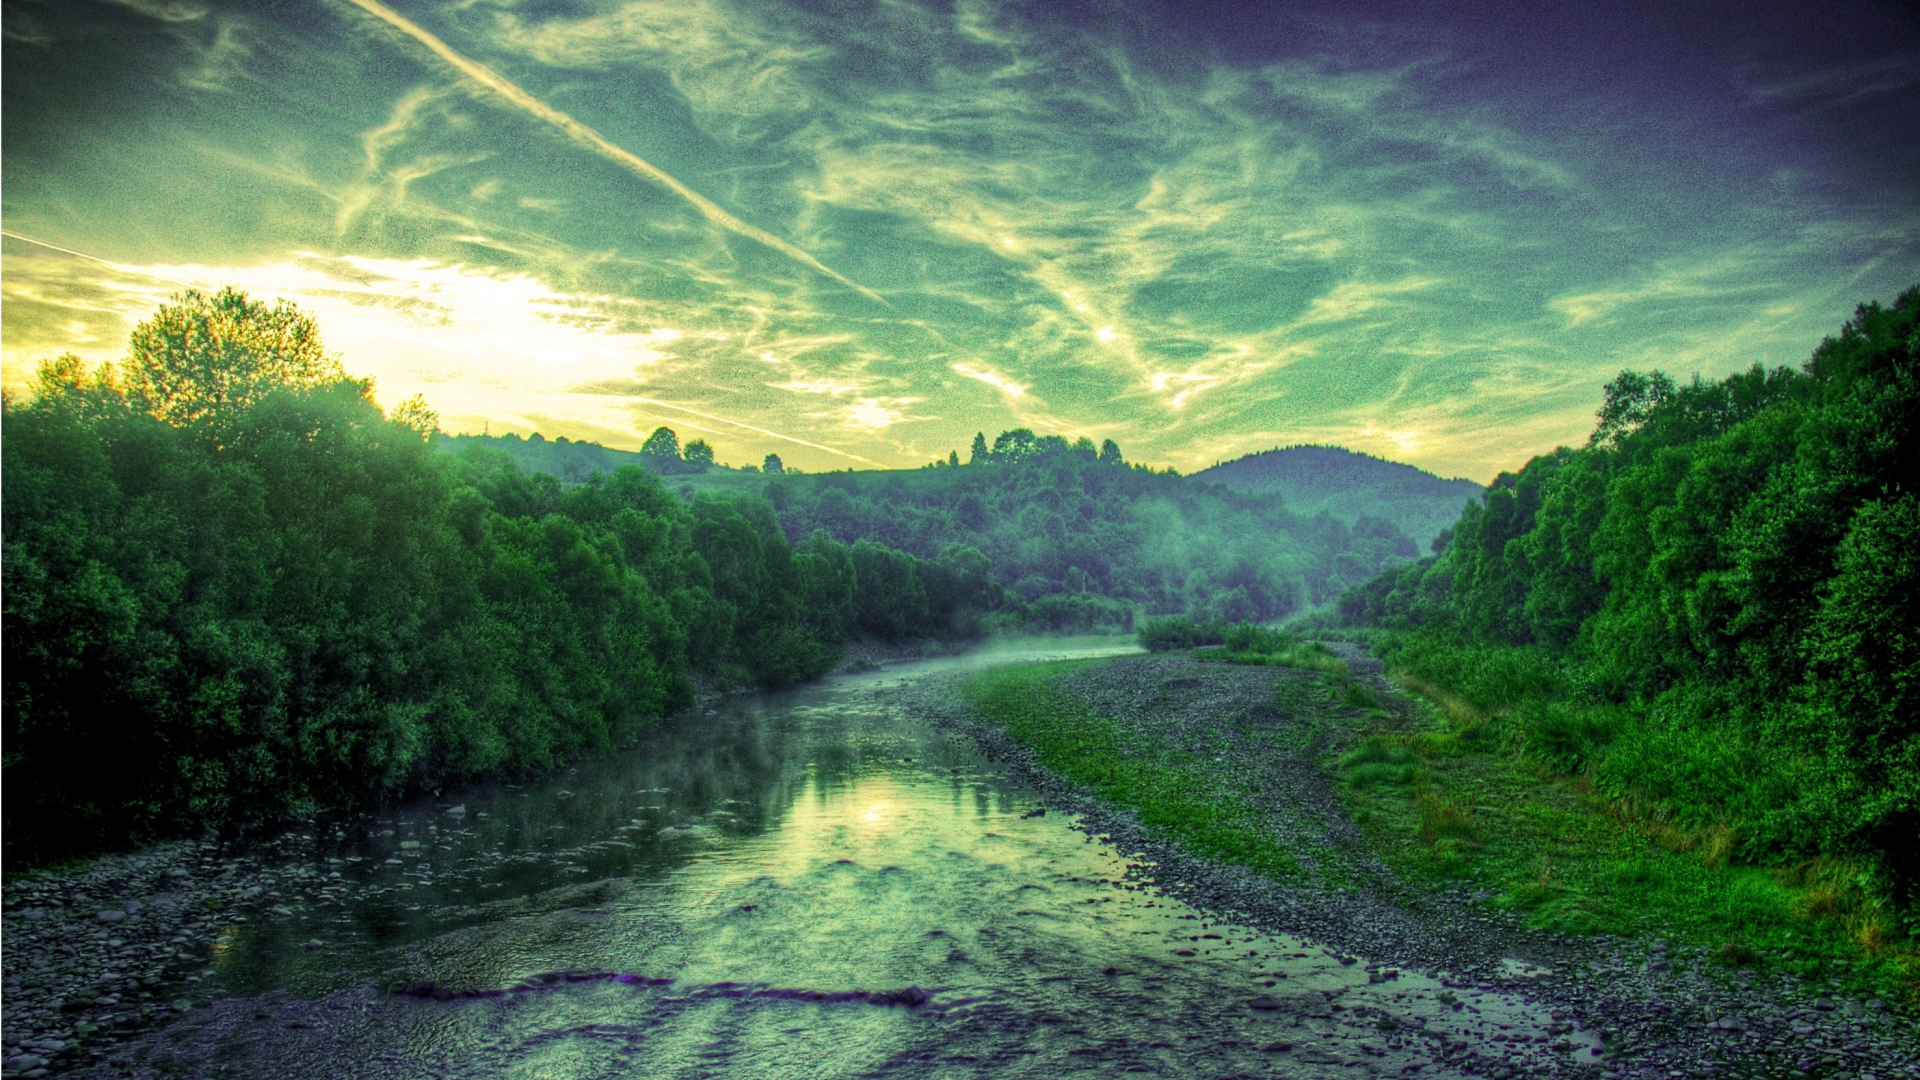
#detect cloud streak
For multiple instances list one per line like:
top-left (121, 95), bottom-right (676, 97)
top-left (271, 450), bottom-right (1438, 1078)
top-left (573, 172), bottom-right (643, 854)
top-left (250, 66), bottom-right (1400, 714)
top-left (4, 0), bottom-right (1914, 482)
top-left (340, 0), bottom-right (885, 304)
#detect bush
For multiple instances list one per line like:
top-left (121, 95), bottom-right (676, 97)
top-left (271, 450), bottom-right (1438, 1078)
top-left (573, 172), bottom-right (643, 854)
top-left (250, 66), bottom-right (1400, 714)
top-left (0, 291), bottom-right (1002, 864)
top-left (1137, 615), bottom-right (1226, 651)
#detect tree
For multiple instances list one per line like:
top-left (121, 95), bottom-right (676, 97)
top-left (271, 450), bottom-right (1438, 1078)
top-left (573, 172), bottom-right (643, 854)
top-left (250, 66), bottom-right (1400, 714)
top-left (991, 428), bottom-right (1038, 463)
top-left (948, 450), bottom-right (960, 467)
top-left (389, 394), bottom-right (439, 440)
top-left (763, 453), bottom-right (784, 475)
top-left (1099, 439), bottom-right (1125, 466)
top-left (121, 287), bottom-right (346, 428)
top-left (641, 427), bottom-right (683, 472)
top-left (969, 432), bottom-right (989, 464)
top-left (683, 439), bottom-right (715, 471)
top-left (1588, 370), bottom-right (1677, 450)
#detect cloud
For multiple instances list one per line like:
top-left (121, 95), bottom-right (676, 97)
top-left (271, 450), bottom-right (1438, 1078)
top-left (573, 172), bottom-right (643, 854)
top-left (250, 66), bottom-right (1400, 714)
top-left (341, 0), bottom-right (883, 302)
top-left (951, 363), bottom-right (1026, 397)
top-left (844, 396), bottom-right (920, 430)
top-left (8, 0), bottom-right (1914, 483)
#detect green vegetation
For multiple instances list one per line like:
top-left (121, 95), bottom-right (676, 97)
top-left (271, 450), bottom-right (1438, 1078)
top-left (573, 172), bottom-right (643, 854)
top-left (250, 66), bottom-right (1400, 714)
top-left (1335, 287), bottom-right (1919, 988)
top-left (1138, 616), bottom-right (1350, 675)
top-left (959, 661), bottom-right (1299, 877)
top-left (460, 425), bottom-right (1425, 629)
top-left (1196, 444), bottom-right (1484, 550)
top-left (768, 436), bottom-right (1416, 624)
top-left (0, 289), bottom-right (1001, 864)
top-left (446, 428), bottom-right (1423, 634)
top-left (1333, 687), bottom-right (1915, 1001)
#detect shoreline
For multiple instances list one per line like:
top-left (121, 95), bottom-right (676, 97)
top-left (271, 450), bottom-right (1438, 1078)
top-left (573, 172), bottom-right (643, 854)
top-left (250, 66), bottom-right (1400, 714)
top-left (897, 651), bottom-right (1915, 1079)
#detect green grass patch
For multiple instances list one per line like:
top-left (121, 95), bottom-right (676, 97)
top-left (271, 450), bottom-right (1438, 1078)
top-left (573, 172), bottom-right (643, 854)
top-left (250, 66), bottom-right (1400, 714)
top-left (960, 660), bottom-right (1299, 878)
top-left (1339, 676), bottom-right (1918, 1003)
top-left (1194, 644), bottom-right (1352, 677)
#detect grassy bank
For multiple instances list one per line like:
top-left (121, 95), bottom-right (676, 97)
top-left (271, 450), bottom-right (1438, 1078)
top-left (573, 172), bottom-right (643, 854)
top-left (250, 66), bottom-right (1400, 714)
top-left (966, 649), bottom-right (1916, 1003)
top-left (1340, 650), bottom-right (1918, 1004)
top-left (958, 660), bottom-right (1299, 877)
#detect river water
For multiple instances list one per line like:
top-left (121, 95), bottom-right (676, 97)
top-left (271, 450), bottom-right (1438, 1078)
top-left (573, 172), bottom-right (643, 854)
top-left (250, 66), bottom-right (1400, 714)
top-left (92, 639), bottom-right (1596, 1078)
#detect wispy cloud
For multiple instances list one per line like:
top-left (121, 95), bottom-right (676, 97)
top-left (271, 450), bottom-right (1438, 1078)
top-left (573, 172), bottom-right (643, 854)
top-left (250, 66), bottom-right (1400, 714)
top-left (341, 0), bottom-right (883, 303)
top-left (4, 0), bottom-right (1913, 481)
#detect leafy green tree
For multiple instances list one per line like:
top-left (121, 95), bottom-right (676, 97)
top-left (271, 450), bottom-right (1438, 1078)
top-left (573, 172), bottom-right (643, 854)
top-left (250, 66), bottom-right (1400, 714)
top-left (763, 453), bottom-right (784, 475)
top-left (641, 427), bottom-right (683, 471)
top-left (683, 439), bottom-right (715, 471)
top-left (121, 287), bottom-right (346, 429)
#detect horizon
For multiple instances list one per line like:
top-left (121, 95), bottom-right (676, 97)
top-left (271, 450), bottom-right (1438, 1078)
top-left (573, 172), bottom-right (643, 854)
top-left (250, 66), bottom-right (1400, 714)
top-left (5, 0), bottom-right (1917, 484)
top-left (450, 427), bottom-right (1491, 486)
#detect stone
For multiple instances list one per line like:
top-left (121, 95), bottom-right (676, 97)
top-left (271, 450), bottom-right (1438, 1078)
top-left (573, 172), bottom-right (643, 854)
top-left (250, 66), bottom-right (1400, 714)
top-left (1249, 996), bottom-right (1281, 1010)
top-left (95, 910), bottom-right (125, 924)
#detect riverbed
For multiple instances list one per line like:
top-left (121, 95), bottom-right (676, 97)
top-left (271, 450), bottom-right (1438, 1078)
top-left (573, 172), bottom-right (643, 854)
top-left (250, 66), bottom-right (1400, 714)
top-left (3, 640), bottom-right (1632, 1078)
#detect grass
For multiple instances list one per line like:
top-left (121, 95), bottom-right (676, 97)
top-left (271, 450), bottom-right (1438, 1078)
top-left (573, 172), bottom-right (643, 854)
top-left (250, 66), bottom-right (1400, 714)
top-left (965, 648), bottom-right (1916, 1005)
top-left (1194, 643), bottom-right (1351, 676)
top-left (1340, 668), bottom-right (1918, 1004)
top-left (959, 660), bottom-right (1300, 878)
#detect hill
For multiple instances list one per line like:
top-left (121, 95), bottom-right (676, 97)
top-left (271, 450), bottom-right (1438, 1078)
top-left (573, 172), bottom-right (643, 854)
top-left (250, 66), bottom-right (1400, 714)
top-left (1194, 445), bottom-right (1483, 549)
top-left (447, 430), bottom-right (1424, 622)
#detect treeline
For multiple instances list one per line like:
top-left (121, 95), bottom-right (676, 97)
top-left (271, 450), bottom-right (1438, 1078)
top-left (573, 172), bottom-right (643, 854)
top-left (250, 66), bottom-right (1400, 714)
top-left (767, 434), bottom-right (1417, 624)
top-left (1339, 288), bottom-right (1919, 903)
top-left (1, 289), bottom-right (1001, 863)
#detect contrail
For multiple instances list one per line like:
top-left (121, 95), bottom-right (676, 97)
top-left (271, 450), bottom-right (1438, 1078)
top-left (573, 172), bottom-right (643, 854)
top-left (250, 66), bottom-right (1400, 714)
top-left (0, 229), bottom-right (201, 288)
top-left (628, 395), bottom-right (878, 464)
top-left (342, 0), bottom-right (886, 305)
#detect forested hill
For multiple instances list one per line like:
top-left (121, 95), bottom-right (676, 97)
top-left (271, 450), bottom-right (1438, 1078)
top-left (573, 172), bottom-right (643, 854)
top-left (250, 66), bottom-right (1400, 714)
top-left (1195, 445), bottom-right (1482, 549)
top-left (451, 429), bottom-right (1425, 623)
top-left (1340, 287), bottom-right (1919, 905)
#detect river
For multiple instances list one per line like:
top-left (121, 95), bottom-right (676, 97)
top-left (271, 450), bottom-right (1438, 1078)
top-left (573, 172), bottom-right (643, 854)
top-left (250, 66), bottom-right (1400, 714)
top-left (55, 639), bottom-right (1594, 1078)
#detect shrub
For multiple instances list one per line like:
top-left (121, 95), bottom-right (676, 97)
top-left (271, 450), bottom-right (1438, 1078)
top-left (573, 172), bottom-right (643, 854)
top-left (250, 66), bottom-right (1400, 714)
top-left (1137, 615), bottom-right (1226, 651)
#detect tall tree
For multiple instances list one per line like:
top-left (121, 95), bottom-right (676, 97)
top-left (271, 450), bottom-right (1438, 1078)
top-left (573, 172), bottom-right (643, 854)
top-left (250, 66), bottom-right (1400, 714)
top-left (121, 287), bottom-right (346, 428)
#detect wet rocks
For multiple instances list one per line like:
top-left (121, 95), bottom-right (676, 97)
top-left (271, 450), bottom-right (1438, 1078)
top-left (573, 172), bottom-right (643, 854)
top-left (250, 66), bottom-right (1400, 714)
top-left (867, 986), bottom-right (930, 1007)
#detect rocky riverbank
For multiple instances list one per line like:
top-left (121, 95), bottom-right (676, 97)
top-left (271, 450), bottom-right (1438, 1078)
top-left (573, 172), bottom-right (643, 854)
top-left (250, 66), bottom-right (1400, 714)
top-left (3, 838), bottom-right (258, 1076)
top-left (898, 650), bottom-right (1917, 1080)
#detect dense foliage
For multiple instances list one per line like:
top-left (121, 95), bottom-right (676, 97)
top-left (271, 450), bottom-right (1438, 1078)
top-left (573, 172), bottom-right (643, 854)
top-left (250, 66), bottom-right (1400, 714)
top-left (1, 289), bottom-right (1000, 863)
top-left (1340, 289), bottom-right (1920, 903)
top-left (767, 433), bottom-right (1418, 623)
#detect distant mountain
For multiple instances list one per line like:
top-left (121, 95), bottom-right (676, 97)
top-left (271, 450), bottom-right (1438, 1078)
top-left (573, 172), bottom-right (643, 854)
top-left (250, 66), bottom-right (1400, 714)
top-left (1194, 446), bottom-right (1482, 549)
top-left (440, 430), bottom-right (1423, 618)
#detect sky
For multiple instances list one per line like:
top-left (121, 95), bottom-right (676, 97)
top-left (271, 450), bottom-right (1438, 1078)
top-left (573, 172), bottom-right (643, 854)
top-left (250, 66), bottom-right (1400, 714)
top-left (3, 0), bottom-right (1916, 480)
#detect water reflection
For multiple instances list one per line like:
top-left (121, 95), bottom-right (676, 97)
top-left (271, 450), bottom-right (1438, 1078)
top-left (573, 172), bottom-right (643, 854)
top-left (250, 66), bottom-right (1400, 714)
top-left (107, 638), bottom-right (1598, 1077)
